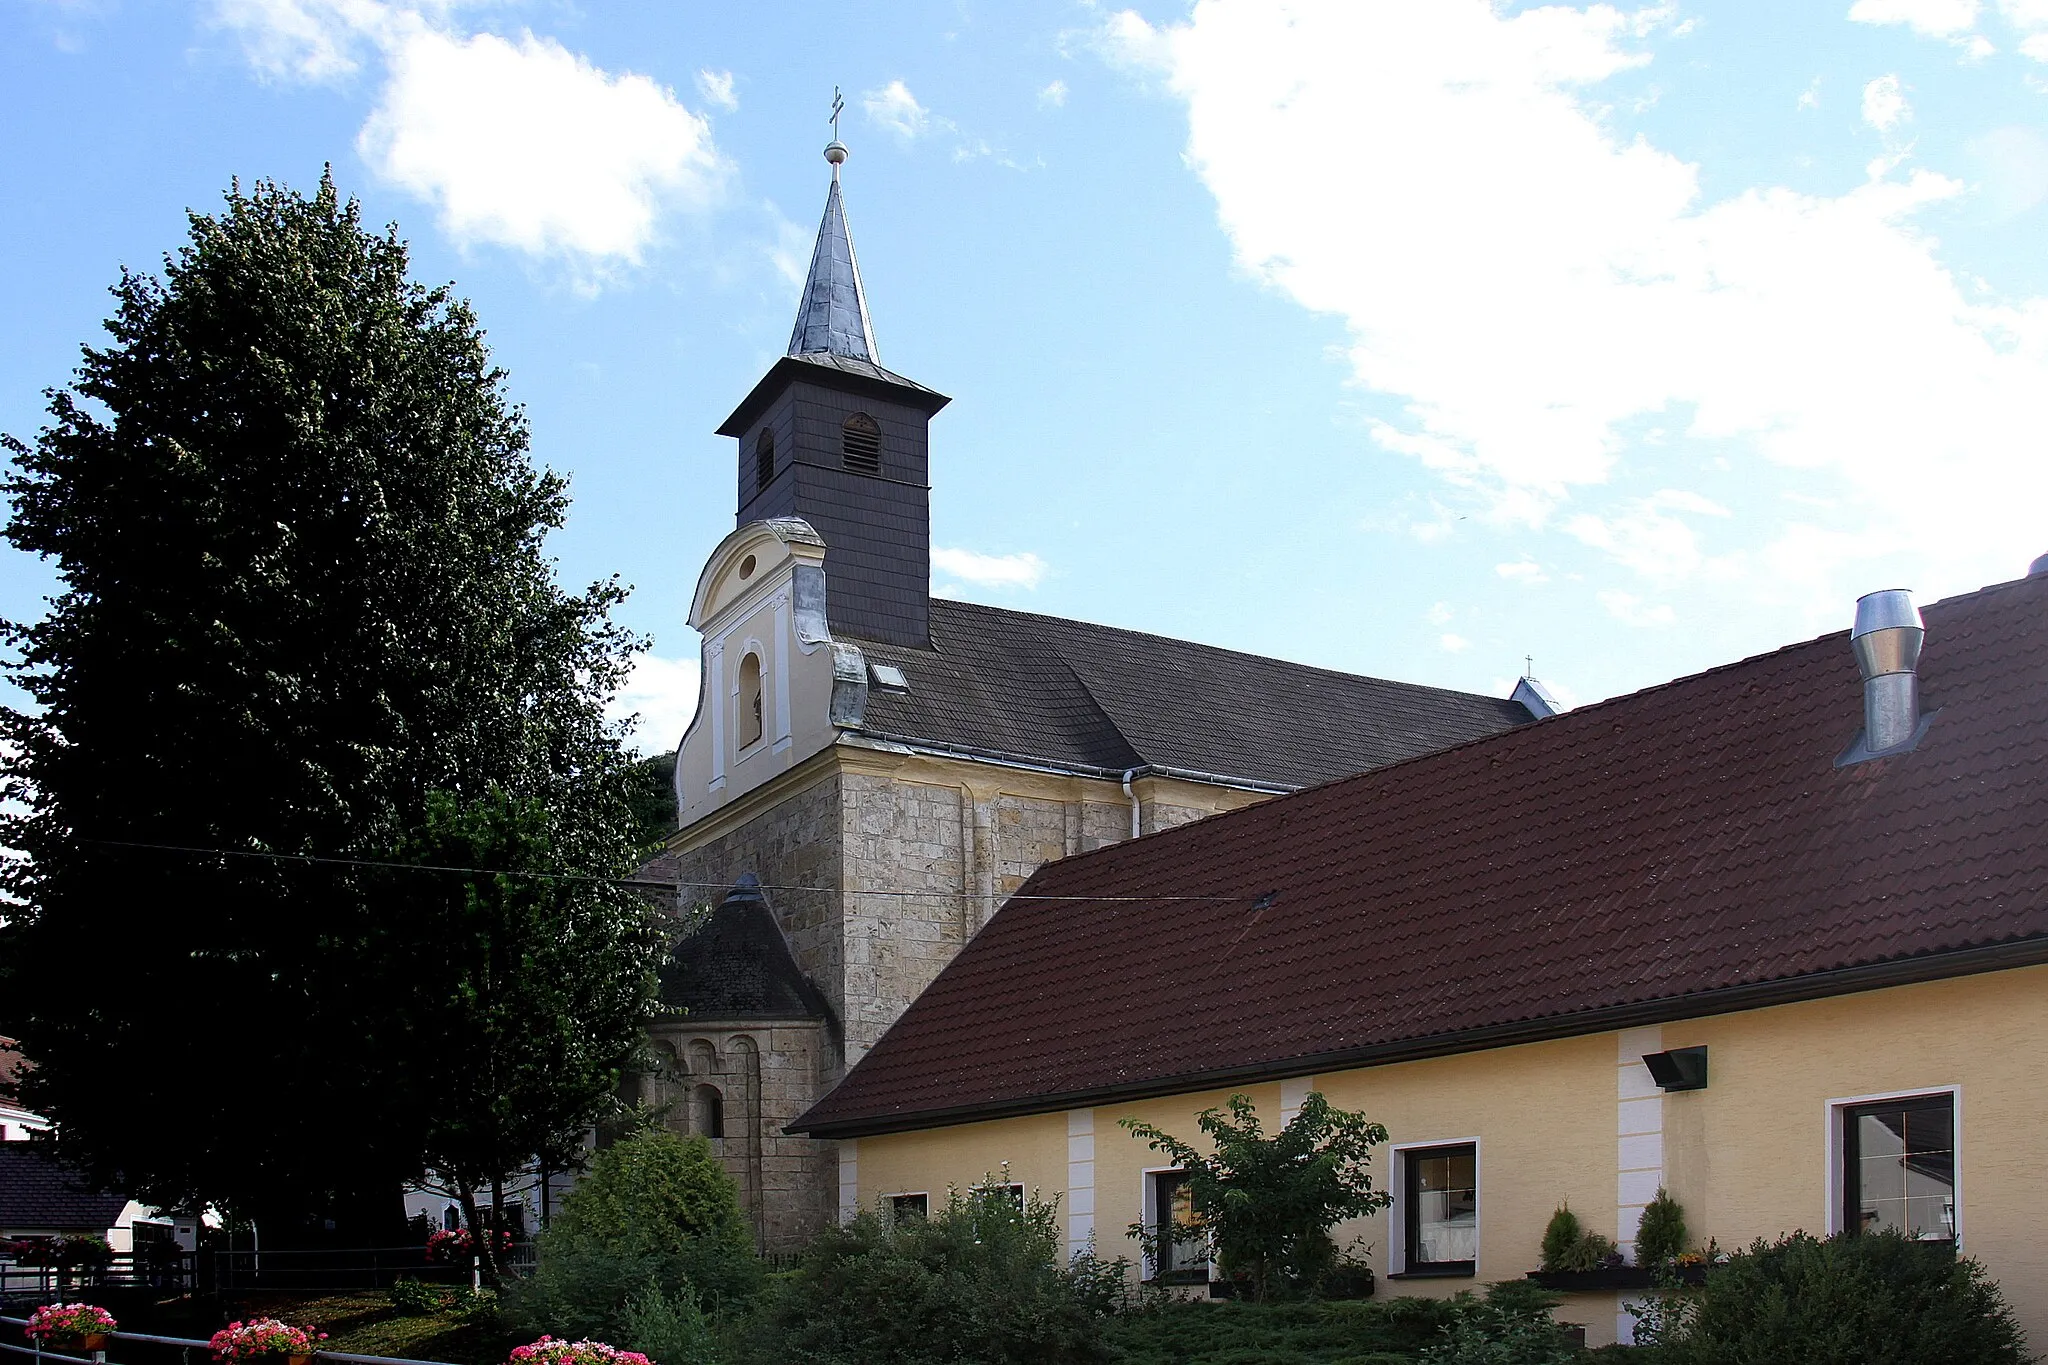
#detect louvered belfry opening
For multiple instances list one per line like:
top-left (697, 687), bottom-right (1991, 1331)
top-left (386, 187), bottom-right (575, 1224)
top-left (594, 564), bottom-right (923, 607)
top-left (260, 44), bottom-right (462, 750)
top-left (841, 412), bottom-right (882, 474)
top-left (755, 429), bottom-right (776, 494)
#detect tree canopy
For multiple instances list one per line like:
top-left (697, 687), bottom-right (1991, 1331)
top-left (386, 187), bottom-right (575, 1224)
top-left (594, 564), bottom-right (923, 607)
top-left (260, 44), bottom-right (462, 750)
top-left (0, 172), bottom-right (661, 1235)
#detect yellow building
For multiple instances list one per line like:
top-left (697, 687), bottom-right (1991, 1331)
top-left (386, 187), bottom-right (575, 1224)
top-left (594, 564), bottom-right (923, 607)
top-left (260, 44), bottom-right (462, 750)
top-left (795, 573), bottom-right (2048, 1348)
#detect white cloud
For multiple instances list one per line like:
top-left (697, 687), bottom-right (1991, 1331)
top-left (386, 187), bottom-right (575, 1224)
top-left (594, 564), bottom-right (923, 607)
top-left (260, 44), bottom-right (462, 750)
top-left (1496, 559), bottom-right (1550, 584)
top-left (1039, 79), bottom-right (1069, 108)
top-left (1104, 1), bottom-right (2048, 654)
top-left (1598, 591), bottom-right (1678, 628)
top-left (1797, 76), bottom-right (1822, 111)
top-left (214, 1), bottom-right (728, 270)
top-left (1439, 632), bottom-right (1471, 653)
top-left (608, 653), bottom-right (701, 756)
top-left (1967, 125), bottom-right (2048, 218)
top-left (864, 79), bottom-right (931, 139)
top-left (1861, 73), bottom-right (1910, 131)
top-left (1848, 0), bottom-right (1981, 36)
top-left (1426, 600), bottom-right (1455, 626)
top-left (695, 67), bottom-right (738, 112)
top-left (931, 547), bottom-right (1048, 590)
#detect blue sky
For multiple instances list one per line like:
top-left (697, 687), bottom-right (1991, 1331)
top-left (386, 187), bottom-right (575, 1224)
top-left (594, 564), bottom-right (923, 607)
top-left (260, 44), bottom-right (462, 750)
top-left (4, 0), bottom-right (2046, 753)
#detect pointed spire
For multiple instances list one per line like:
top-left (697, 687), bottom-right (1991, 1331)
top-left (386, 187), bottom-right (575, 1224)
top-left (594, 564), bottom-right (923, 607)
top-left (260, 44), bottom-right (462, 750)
top-left (787, 137), bottom-right (879, 363)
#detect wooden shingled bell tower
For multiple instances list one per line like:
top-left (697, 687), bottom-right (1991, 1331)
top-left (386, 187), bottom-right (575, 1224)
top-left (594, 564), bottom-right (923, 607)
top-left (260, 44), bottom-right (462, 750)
top-left (716, 127), bottom-right (949, 649)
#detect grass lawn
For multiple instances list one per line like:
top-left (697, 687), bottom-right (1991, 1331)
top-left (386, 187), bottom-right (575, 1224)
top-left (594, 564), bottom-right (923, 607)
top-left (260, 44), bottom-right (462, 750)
top-left (228, 1293), bottom-right (521, 1365)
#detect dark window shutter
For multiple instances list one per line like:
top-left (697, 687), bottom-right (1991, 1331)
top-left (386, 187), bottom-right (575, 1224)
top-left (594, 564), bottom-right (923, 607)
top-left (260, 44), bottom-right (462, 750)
top-left (841, 412), bottom-right (882, 474)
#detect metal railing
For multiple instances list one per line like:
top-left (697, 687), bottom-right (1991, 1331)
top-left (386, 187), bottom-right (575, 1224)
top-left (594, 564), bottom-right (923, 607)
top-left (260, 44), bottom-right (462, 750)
top-left (0, 1318), bottom-right (460, 1365)
top-left (210, 1245), bottom-right (533, 1293)
top-left (0, 1256), bottom-right (194, 1303)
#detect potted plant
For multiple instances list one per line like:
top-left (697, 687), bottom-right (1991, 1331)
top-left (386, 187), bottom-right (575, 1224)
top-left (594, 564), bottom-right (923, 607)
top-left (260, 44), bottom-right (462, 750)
top-left (425, 1227), bottom-right (515, 1263)
top-left (1526, 1202), bottom-right (1648, 1290)
top-left (507, 1338), bottom-right (654, 1365)
top-left (209, 1318), bottom-right (326, 1365)
top-left (25, 1303), bottom-right (118, 1352)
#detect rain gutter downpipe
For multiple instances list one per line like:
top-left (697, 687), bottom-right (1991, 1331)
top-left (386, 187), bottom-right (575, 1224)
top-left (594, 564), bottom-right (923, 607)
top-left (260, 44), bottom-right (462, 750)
top-left (1122, 767), bottom-right (1142, 840)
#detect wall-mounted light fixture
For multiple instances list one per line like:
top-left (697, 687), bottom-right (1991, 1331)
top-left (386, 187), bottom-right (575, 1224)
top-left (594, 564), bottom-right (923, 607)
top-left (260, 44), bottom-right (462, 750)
top-left (1642, 1046), bottom-right (1708, 1092)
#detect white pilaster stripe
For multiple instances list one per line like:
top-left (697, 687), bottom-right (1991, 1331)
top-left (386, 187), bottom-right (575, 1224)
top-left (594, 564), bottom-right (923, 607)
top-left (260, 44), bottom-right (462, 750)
top-left (1280, 1075), bottom-right (1314, 1126)
top-left (1066, 1108), bottom-right (1096, 1259)
top-left (838, 1139), bottom-right (860, 1223)
top-left (1614, 1026), bottom-right (1664, 1344)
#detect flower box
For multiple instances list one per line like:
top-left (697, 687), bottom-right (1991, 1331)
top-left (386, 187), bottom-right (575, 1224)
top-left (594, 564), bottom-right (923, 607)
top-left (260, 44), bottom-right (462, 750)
top-left (25, 1304), bottom-right (118, 1351)
top-left (1526, 1262), bottom-right (1709, 1291)
top-left (209, 1318), bottom-right (324, 1365)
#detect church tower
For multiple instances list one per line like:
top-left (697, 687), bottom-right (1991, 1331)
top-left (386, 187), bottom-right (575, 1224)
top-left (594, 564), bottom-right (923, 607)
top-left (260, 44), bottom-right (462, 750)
top-left (715, 138), bottom-right (950, 648)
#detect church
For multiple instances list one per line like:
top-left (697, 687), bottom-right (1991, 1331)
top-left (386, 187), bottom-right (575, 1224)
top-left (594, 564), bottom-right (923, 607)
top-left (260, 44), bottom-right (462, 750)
top-left (636, 139), bottom-right (1553, 1252)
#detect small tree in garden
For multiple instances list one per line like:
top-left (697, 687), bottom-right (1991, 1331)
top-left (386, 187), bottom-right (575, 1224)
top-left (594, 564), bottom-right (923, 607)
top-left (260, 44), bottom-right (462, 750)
top-left (509, 1129), bottom-right (761, 1344)
top-left (1120, 1091), bottom-right (1391, 1301)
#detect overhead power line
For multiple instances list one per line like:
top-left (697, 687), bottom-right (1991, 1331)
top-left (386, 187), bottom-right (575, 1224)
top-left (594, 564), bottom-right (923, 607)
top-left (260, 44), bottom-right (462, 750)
top-left (78, 838), bottom-right (1266, 904)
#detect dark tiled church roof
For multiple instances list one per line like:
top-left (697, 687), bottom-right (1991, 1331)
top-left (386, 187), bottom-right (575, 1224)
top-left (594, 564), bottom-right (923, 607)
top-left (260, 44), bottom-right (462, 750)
top-left (850, 600), bottom-right (1536, 791)
top-left (796, 574), bottom-right (2048, 1137)
top-left (654, 877), bottom-right (831, 1022)
top-left (0, 1144), bottom-right (128, 1231)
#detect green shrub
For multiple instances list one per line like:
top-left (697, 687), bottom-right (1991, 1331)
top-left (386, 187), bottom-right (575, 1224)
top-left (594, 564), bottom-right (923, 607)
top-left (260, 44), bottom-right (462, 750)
top-left (742, 1183), bottom-right (1120, 1365)
top-left (388, 1276), bottom-right (448, 1315)
top-left (507, 1129), bottom-right (764, 1342)
top-left (1633, 1191), bottom-right (1687, 1266)
top-left (621, 1281), bottom-right (720, 1365)
top-left (1102, 1296), bottom-right (1459, 1365)
top-left (1656, 1230), bottom-right (2027, 1365)
top-left (1419, 1282), bottom-right (1580, 1365)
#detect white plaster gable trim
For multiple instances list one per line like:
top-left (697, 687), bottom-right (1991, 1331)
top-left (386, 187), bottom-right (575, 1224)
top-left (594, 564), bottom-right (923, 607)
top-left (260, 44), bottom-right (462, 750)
top-left (773, 600), bottom-right (794, 744)
top-left (688, 517), bottom-right (825, 632)
top-left (1066, 1108), bottom-right (1095, 1261)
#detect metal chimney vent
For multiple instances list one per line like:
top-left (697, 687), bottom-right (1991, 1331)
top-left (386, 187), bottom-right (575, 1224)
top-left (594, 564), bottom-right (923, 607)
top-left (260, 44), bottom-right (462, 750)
top-left (1836, 588), bottom-right (1932, 766)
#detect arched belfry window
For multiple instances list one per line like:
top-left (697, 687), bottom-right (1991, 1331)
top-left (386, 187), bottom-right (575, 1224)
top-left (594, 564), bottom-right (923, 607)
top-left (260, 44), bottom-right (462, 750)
top-left (737, 652), bottom-right (764, 749)
top-left (841, 412), bottom-right (882, 474)
top-left (754, 429), bottom-right (776, 495)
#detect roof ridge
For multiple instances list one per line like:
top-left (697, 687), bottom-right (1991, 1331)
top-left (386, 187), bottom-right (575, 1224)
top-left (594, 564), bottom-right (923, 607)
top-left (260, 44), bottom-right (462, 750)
top-left (925, 598), bottom-right (1521, 705)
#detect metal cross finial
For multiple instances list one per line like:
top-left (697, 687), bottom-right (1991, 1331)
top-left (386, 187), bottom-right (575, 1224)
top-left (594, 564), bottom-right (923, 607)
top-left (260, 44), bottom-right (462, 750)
top-left (1525, 654), bottom-right (1534, 679)
top-left (830, 86), bottom-right (844, 141)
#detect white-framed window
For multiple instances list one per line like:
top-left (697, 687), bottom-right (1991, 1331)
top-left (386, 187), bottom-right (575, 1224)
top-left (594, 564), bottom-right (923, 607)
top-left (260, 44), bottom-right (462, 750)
top-left (1139, 1166), bottom-right (1211, 1283)
top-left (885, 1191), bottom-right (928, 1224)
top-left (1825, 1086), bottom-right (1959, 1243)
top-left (1389, 1138), bottom-right (1480, 1278)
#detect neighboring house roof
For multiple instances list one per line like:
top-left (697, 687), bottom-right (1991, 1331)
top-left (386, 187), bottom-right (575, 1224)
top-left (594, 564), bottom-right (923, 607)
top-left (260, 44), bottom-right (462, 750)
top-left (654, 876), bottom-right (833, 1023)
top-left (0, 1145), bottom-right (127, 1231)
top-left (795, 573), bottom-right (2048, 1138)
top-left (851, 599), bottom-right (1537, 792)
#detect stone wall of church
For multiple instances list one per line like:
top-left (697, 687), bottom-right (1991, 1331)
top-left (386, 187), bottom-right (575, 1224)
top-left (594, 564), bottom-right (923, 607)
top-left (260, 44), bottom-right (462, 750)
top-left (645, 1019), bottom-right (834, 1253)
top-left (662, 771), bottom-right (848, 1026)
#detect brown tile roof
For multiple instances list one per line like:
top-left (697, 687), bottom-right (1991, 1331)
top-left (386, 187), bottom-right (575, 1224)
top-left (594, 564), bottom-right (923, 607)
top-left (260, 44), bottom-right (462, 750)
top-left (852, 600), bottom-right (1536, 791)
top-left (0, 1144), bottom-right (128, 1232)
top-left (795, 574), bottom-right (2048, 1137)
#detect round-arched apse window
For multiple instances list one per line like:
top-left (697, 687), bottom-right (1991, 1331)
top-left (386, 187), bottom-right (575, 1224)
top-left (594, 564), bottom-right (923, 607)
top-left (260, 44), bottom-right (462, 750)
top-left (739, 554), bottom-right (757, 579)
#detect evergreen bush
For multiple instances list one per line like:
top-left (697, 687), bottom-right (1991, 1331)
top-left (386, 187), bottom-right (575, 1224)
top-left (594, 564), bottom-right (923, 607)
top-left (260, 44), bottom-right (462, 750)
top-left (1632, 1191), bottom-right (1687, 1266)
top-left (1419, 1283), bottom-right (1581, 1365)
top-left (1655, 1230), bottom-right (2027, 1365)
top-left (742, 1182), bottom-right (1120, 1365)
top-left (620, 1282), bottom-right (720, 1365)
top-left (1102, 1297), bottom-right (1458, 1364)
top-left (508, 1130), bottom-right (761, 1343)
top-left (1538, 1207), bottom-right (1582, 1272)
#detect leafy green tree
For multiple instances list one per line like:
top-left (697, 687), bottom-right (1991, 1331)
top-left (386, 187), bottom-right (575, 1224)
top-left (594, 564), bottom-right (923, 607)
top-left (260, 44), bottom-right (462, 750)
top-left (376, 788), bottom-right (665, 1274)
top-left (1120, 1092), bottom-right (1392, 1302)
top-left (511, 1129), bottom-right (762, 1341)
top-left (0, 172), bottom-right (654, 1236)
